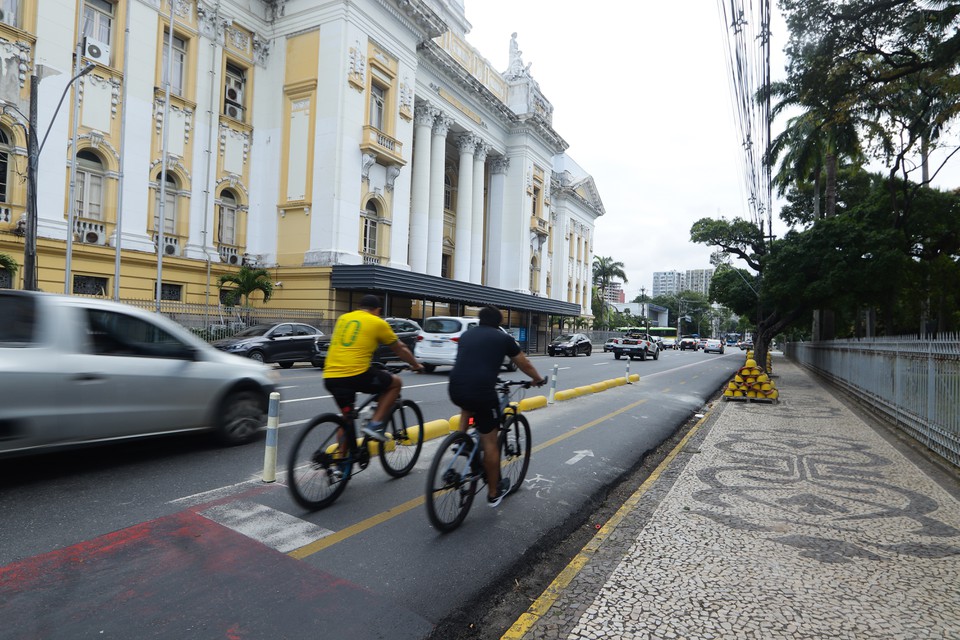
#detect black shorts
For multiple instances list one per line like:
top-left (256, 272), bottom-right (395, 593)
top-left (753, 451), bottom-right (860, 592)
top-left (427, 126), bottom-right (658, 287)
top-left (448, 387), bottom-right (499, 434)
top-left (324, 368), bottom-right (393, 412)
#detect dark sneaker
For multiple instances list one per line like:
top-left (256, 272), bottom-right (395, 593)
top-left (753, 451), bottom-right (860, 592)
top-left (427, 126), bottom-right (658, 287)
top-left (487, 478), bottom-right (511, 508)
top-left (361, 422), bottom-right (388, 443)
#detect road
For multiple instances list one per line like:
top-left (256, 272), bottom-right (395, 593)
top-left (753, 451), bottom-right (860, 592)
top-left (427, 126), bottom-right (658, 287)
top-left (0, 348), bottom-right (743, 639)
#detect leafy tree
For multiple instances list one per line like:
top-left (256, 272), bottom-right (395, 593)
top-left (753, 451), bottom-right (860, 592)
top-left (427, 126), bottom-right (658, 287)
top-left (217, 266), bottom-right (274, 308)
top-left (592, 256), bottom-right (627, 329)
top-left (0, 252), bottom-right (19, 278)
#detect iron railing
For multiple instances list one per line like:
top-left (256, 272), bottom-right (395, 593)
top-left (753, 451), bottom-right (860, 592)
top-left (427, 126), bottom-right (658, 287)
top-left (786, 334), bottom-right (960, 469)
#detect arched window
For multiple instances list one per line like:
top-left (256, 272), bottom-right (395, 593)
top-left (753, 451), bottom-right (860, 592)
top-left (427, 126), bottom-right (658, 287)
top-left (0, 129), bottom-right (10, 204)
top-left (153, 171), bottom-right (178, 234)
top-left (76, 150), bottom-right (105, 220)
top-left (443, 173), bottom-right (454, 211)
top-left (218, 190), bottom-right (238, 245)
top-left (361, 200), bottom-right (378, 259)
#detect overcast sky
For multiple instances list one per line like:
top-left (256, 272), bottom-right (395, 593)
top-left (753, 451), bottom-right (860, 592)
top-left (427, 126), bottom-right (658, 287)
top-left (464, 2), bottom-right (783, 301)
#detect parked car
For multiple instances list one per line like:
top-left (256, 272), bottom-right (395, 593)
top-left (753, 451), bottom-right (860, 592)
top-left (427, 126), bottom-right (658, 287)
top-left (603, 337), bottom-right (618, 352)
top-left (211, 322), bottom-right (323, 368)
top-left (548, 333), bottom-right (592, 357)
top-left (414, 316), bottom-right (517, 372)
top-left (678, 335), bottom-right (698, 351)
top-left (0, 290), bottom-right (278, 458)
top-left (703, 338), bottom-right (725, 354)
top-left (311, 317), bottom-right (421, 368)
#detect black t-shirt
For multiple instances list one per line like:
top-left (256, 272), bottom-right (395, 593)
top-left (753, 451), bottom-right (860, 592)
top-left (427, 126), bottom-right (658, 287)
top-left (449, 325), bottom-right (520, 391)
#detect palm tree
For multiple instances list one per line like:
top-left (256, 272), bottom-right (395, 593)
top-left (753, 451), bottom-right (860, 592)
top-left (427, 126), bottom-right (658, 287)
top-left (592, 256), bottom-right (627, 328)
top-left (217, 266), bottom-right (274, 308)
top-left (0, 252), bottom-right (19, 284)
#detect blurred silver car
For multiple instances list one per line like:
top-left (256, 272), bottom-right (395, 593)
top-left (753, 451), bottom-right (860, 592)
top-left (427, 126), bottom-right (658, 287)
top-left (0, 290), bottom-right (277, 458)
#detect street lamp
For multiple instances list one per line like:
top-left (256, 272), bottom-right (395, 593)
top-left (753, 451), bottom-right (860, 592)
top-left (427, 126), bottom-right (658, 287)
top-left (5, 62), bottom-right (95, 291)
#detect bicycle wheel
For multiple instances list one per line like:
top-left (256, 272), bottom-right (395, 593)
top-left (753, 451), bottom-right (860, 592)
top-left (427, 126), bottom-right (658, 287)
top-left (499, 413), bottom-right (531, 495)
top-left (287, 414), bottom-right (353, 510)
top-left (379, 399), bottom-right (425, 478)
top-left (425, 431), bottom-right (479, 532)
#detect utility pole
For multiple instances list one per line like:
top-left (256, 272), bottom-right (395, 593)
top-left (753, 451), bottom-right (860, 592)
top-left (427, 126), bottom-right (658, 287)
top-left (23, 74), bottom-right (39, 290)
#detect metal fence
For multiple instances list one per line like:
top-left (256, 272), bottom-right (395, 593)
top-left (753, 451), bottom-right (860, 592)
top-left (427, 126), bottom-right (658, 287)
top-left (785, 334), bottom-right (960, 469)
top-left (118, 299), bottom-right (334, 341)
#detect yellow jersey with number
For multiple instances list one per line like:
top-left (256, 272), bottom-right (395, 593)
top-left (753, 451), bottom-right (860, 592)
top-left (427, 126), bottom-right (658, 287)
top-left (322, 310), bottom-right (398, 378)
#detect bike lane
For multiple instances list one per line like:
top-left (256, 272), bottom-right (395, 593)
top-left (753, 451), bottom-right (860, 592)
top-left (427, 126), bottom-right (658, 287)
top-left (0, 497), bottom-right (432, 640)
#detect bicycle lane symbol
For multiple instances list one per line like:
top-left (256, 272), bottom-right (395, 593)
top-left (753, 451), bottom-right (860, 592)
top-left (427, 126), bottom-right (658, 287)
top-left (524, 474), bottom-right (555, 499)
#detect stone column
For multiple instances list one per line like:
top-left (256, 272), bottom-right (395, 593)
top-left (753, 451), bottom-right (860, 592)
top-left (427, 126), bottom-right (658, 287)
top-left (470, 142), bottom-right (487, 284)
top-left (453, 133), bottom-right (476, 281)
top-left (484, 156), bottom-right (509, 288)
top-left (409, 103), bottom-right (436, 274)
top-left (427, 113), bottom-right (452, 277)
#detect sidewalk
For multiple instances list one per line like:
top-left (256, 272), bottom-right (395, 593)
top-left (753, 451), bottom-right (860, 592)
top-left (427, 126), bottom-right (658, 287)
top-left (507, 359), bottom-right (960, 639)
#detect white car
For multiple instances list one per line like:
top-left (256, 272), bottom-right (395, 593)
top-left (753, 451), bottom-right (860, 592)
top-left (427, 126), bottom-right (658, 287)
top-left (414, 316), bottom-right (517, 373)
top-left (0, 290), bottom-right (278, 458)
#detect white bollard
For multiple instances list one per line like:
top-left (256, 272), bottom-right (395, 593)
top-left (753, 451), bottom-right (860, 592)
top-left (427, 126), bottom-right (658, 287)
top-left (625, 358), bottom-right (631, 384)
top-left (262, 391), bottom-right (281, 483)
top-left (547, 364), bottom-right (559, 404)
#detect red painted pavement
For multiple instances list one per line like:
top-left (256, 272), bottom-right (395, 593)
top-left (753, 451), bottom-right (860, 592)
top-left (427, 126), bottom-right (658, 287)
top-left (0, 510), bottom-right (432, 639)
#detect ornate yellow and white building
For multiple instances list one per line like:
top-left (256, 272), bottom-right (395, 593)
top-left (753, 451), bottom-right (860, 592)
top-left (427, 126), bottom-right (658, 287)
top-left (0, 0), bottom-right (603, 348)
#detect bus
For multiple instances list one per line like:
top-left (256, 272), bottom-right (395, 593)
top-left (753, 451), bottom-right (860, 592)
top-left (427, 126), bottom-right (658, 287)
top-left (647, 326), bottom-right (679, 349)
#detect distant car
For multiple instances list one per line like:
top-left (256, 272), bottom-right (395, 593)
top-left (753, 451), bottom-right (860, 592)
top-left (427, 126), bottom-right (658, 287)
top-left (696, 337), bottom-right (709, 351)
top-left (212, 322), bottom-right (323, 368)
top-left (413, 316), bottom-right (517, 373)
top-left (0, 290), bottom-right (277, 458)
top-left (703, 338), bottom-right (725, 354)
top-left (739, 339), bottom-right (754, 351)
top-left (678, 335), bottom-right (698, 351)
top-left (548, 333), bottom-right (592, 357)
top-left (603, 337), bottom-right (618, 352)
top-left (660, 337), bottom-right (677, 350)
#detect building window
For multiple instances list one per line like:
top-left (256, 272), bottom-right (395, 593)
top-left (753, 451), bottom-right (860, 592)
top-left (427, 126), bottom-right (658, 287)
top-left (224, 63), bottom-right (245, 121)
top-left (82, 0), bottom-right (113, 43)
top-left (369, 82), bottom-right (386, 131)
top-left (0, 129), bottom-right (10, 204)
top-left (444, 174), bottom-right (454, 211)
top-left (153, 172), bottom-right (178, 235)
top-left (159, 282), bottom-right (182, 301)
top-left (218, 190), bottom-right (237, 245)
top-left (361, 201), bottom-right (378, 256)
top-left (76, 150), bottom-right (104, 220)
top-left (162, 31), bottom-right (187, 97)
top-left (0, 0), bottom-right (20, 28)
top-left (73, 274), bottom-right (109, 296)
top-left (441, 254), bottom-right (450, 279)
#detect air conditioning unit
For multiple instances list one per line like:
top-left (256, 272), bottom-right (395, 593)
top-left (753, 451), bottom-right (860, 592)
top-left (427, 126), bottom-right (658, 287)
top-left (163, 242), bottom-right (178, 256)
top-left (225, 104), bottom-right (242, 120)
top-left (227, 253), bottom-right (240, 265)
top-left (83, 229), bottom-right (104, 245)
top-left (225, 84), bottom-right (243, 105)
top-left (84, 37), bottom-right (110, 66)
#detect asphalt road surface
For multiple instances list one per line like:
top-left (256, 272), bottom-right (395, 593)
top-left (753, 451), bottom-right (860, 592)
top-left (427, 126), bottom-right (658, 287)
top-left (0, 348), bottom-right (741, 639)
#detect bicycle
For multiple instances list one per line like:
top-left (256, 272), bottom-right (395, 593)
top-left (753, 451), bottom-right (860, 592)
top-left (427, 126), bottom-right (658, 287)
top-left (425, 378), bottom-right (534, 532)
top-left (287, 363), bottom-right (425, 510)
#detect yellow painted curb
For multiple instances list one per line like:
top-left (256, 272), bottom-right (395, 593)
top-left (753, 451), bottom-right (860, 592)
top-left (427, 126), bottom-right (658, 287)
top-left (590, 382), bottom-right (608, 393)
top-left (423, 418), bottom-right (451, 440)
top-left (575, 385), bottom-right (594, 395)
top-left (628, 373), bottom-right (640, 382)
top-left (519, 395), bottom-right (547, 411)
top-left (606, 378), bottom-right (626, 387)
top-left (553, 389), bottom-right (578, 401)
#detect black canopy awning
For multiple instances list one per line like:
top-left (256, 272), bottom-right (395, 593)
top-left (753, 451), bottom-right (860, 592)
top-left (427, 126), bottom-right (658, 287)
top-left (331, 265), bottom-right (581, 316)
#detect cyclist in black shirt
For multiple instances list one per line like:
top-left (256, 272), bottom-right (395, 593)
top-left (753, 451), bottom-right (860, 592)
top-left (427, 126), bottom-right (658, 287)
top-left (448, 306), bottom-right (545, 507)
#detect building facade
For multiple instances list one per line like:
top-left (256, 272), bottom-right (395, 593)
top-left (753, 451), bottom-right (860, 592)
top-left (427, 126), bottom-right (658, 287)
top-left (684, 268), bottom-right (713, 297)
top-left (652, 270), bottom-right (683, 298)
top-left (0, 0), bottom-right (603, 347)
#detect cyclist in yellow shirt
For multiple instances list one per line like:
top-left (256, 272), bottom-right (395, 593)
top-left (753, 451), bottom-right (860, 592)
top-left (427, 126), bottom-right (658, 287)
top-left (323, 294), bottom-right (423, 441)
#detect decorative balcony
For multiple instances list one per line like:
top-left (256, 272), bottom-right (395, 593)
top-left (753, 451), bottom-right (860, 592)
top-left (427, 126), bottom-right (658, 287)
top-left (530, 215), bottom-right (548, 237)
top-left (360, 125), bottom-right (405, 167)
top-left (219, 245), bottom-right (242, 266)
top-left (362, 251), bottom-right (383, 265)
top-left (75, 220), bottom-right (107, 246)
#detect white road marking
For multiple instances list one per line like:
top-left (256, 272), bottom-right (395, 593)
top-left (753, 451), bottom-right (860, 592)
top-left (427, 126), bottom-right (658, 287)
top-left (199, 501), bottom-right (334, 553)
top-left (565, 450), bottom-right (594, 465)
top-left (169, 476), bottom-right (265, 506)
